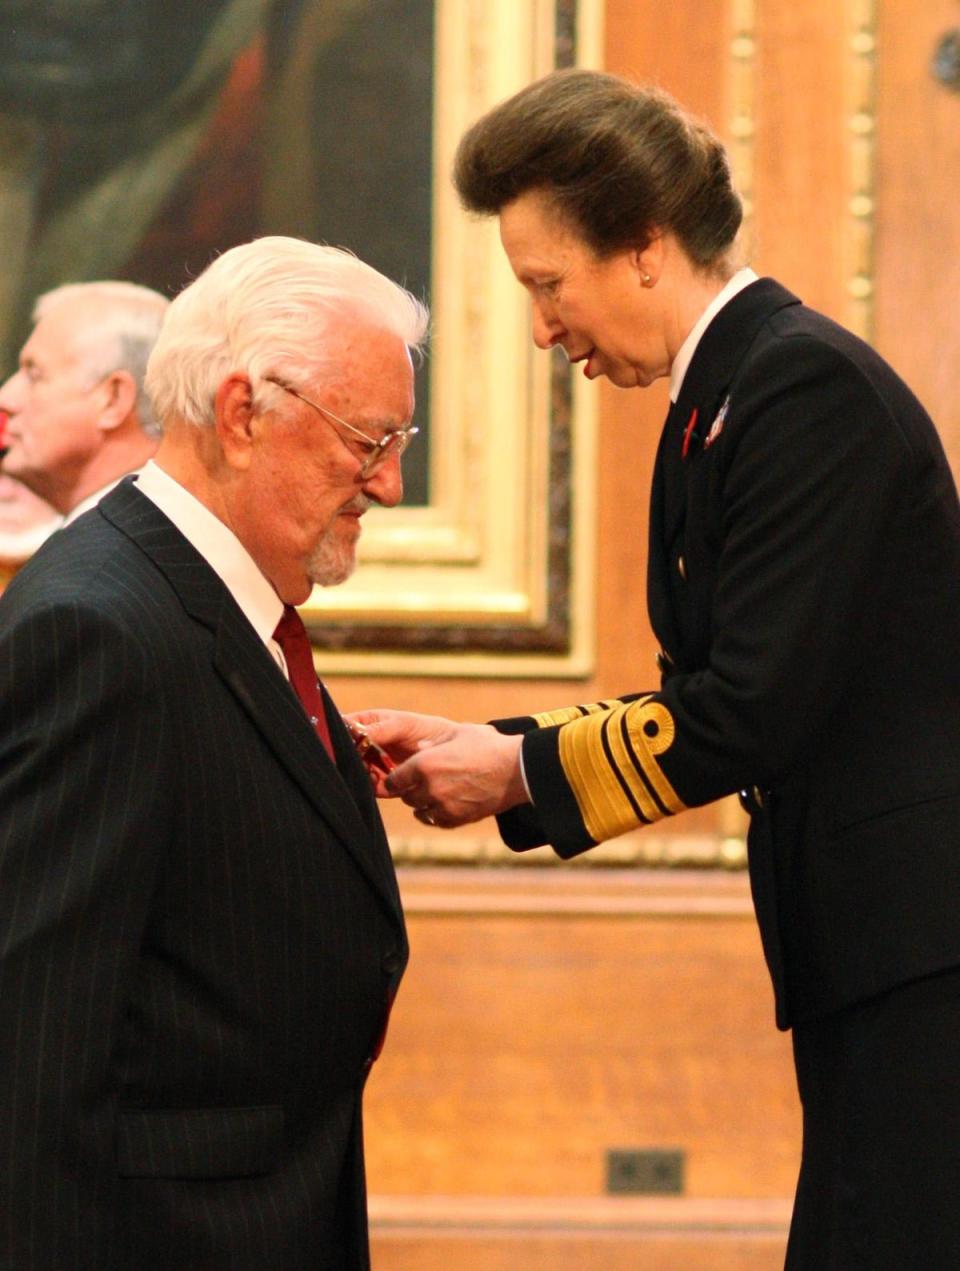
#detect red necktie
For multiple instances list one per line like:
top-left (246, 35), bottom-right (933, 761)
top-left (273, 605), bottom-right (335, 760)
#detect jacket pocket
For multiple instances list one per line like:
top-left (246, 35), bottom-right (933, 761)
top-left (831, 788), bottom-right (960, 836)
top-left (116, 1105), bottom-right (284, 1179)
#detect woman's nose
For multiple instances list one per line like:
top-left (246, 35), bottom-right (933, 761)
top-left (531, 300), bottom-right (564, 351)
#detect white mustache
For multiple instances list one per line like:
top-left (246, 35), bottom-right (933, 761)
top-left (343, 495), bottom-right (373, 515)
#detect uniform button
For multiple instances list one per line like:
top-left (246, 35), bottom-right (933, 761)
top-left (677, 555), bottom-right (687, 580)
top-left (381, 950), bottom-right (403, 975)
top-left (738, 786), bottom-right (766, 811)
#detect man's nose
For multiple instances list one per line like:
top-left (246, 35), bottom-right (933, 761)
top-left (0, 372), bottom-right (20, 413)
top-left (0, 367), bottom-right (27, 417)
top-left (362, 450), bottom-right (404, 508)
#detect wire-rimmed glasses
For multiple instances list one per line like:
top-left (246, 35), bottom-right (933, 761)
top-left (265, 376), bottom-right (418, 478)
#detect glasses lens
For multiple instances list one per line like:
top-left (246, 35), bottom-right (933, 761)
top-left (359, 430), bottom-right (413, 477)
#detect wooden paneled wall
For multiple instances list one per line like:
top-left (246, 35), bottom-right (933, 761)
top-left (366, 869), bottom-right (796, 1269)
top-left (334, 1), bottom-right (960, 1264)
top-left (874, 0), bottom-right (960, 477)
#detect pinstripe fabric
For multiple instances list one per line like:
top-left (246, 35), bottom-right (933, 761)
top-left (0, 480), bottom-right (407, 1269)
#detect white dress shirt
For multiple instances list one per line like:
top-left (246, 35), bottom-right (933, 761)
top-left (134, 460), bottom-right (287, 672)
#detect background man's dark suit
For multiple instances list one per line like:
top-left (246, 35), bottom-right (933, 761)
top-left (0, 479), bottom-right (407, 1269)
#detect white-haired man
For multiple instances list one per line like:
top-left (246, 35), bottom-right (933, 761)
top-left (0, 281), bottom-right (168, 525)
top-left (0, 237), bottom-right (428, 1270)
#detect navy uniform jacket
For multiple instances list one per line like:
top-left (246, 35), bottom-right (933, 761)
top-left (496, 278), bottom-right (960, 1029)
top-left (0, 481), bottom-right (407, 1269)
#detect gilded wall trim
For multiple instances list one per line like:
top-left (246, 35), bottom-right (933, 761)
top-left (728, 0), bottom-right (757, 258)
top-left (845, 0), bottom-right (878, 339)
top-left (389, 826), bottom-right (747, 869)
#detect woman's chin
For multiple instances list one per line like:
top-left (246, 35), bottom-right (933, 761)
top-left (604, 363), bottom-right (644, 389)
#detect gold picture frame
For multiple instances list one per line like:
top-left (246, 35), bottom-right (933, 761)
top-left (303, 0), bottom-right (603, 678)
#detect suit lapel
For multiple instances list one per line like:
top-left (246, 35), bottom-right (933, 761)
top-left (98, 480), bottom-right (401, 918)
top-left (647, 399), bottom-right (687, 663)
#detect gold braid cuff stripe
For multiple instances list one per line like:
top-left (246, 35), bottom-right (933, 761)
top-left (558, 699), bottom-right (687, 844)
top-left (530, 698), bottom-right (626, 729)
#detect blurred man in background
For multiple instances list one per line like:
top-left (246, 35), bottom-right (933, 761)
top-left (0, 280), bottom-right (168, 525)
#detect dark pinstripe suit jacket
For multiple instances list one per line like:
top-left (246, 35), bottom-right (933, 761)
top-left (496, 278), bottom-right (960, 1029)
top-left (0, 480), bottom-right (407, 1269)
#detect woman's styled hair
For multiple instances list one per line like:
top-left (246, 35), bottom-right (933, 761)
top-left (145, 236), bottom-right (429, 428)
top-left (454, 69), bottom-right (742, 270)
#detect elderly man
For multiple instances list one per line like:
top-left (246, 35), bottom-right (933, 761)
top-left (0, 280), bottom-right (167, 525)
top-left (0, 237), bottom-right (427, 1270)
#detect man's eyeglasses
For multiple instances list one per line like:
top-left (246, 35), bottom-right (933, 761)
top-left (265, 376), bottom-right (418, 479)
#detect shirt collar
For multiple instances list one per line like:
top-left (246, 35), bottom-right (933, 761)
top-left (669, 266), bottom-right (759, 403)
top-left (134, 460), bottom-right (284, 650)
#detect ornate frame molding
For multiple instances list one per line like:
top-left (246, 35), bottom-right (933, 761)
top-left (386, 821), bottom-right (748, 870)
top-left (728, 0), bottom-right (758, 260)
top-left (844, 0), bottom-right (878, 340)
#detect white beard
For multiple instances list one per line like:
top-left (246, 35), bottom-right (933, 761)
top-left (308, 531), bottom-right (357, 587)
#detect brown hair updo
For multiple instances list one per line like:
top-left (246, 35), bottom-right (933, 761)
top-left (453, 69), bottom-right (742, 271)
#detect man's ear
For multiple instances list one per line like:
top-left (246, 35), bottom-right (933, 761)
top-left (214, 374), bottom-right (257, 470)
top-left (95, 370), bottom-right (138, 433)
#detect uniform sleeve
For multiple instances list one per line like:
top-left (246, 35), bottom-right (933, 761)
top-left (492, 697), bottom-right (653, 853)
top-left (0, 598), bottom-right (166, 1267)
top-left (498, 340), bottom-right (911, 858)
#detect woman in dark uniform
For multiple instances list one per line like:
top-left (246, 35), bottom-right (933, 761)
top-left (357, 69), bottom-right (960, 1269)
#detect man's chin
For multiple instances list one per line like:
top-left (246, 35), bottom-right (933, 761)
top-left (314, 567), bottom-right (355, 588)
top-left (308, 549), bottom-right (357, 589)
